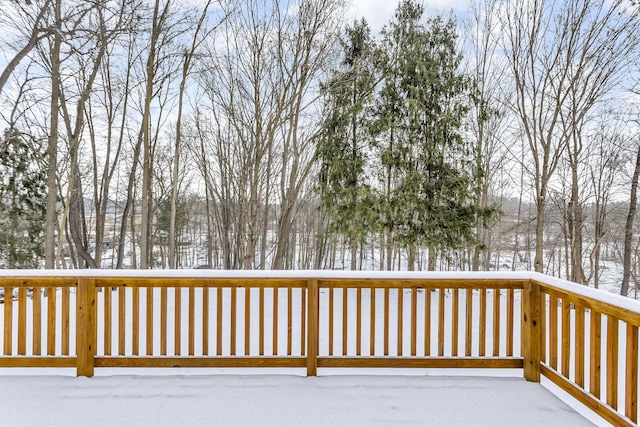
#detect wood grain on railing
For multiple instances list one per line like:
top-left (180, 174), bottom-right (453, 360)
top-left (537, 279), bottom-right (638, 426)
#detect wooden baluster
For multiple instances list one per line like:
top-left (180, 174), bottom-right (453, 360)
top-left (202, 287), bottom-right (209, 356)
top-left (189, 287), bottom-right (195, 356)
top-left (398, 288), bottom-right (403, 356)
top-left (272, 287), bottom-right (278, 356)
top-left (479, 289), bottom-right (486, 357)
top-left (356, 287), bottom-right (362, 356)
top-left (411, 287), bottom-right (417, 357)
top-left (32, 286), bottom-right (42, 355)
top-left (626, 324), bottom-right (638, 423)
top-left (561, 298), bottom-right (570, 378)
top-left (465, 289), bottom-right (472, 357)
top-left (606, 316), bottom-right (619, 410)
top-left (216, 287), bottom-right (222, 356)
top-left (589, 309), bottom-right (601, 399)
top-left (18, 286), bottom-right (26, 355)
top-left (370, 288), bottom-right (376, 356)
top-left (493, 289), bottom-right (501, 357)
top-left (4, 286), bottom-right (13, 355)
top-left (160, 287), bottom-right (167, 355)
top-left (230, 287), bottom-right (237, 356)
top-left (146, 287), bottom-right (153, 356)
top-left (287, 287), bottom-right (292, 356)
top-left (574, 303), bottom-right (585, 388)
top-left (47, 285), bottom-right (55, 355)
top-left (245, 287), bottom-right (251, 356)
top-left (118, 286), bottom-right (126, 356)
top-left (425, 288), bottom-right (432, 356)
top-left (104, 284), bottom-right (112, 356)
top-left (549, 295), bottom-right (558, 369)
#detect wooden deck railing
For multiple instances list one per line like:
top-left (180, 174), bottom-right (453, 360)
top-left (0, 271), bottom-right (638, 425)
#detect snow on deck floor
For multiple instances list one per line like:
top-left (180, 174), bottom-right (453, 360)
top-left (0, 373), bottom-right (594, 426)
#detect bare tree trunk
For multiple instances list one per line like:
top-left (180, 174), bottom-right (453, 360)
top-left (621, 144), bottom-right (640, 296)
top-left (44, 0), bottom-right (61, 269)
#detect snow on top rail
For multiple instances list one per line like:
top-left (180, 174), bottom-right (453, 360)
top-left (0, 269), bottom-right (638, 314)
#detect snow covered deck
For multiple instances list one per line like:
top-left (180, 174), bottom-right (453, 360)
top-left (0, 372), bottom-right (595, 426)
top-left (1, 270), bottom-right (638, 425)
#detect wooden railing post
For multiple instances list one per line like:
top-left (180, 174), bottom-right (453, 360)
top-left (522, 280), bottom-right (541, 382)
top-left (76, 278), bottom-right (97, 377)
top-left (306, 280), bottom-right (319, 376)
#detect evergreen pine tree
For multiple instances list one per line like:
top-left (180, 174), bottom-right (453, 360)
top-left (318, 19), bottom-right (377, 270)
top-left (374, 0), bottom-right (485, 270)
top-left (0, 128), bottom-right (47, 269)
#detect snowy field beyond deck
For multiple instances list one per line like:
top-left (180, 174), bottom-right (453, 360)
top-left (0, 371), bottom-right (594, 426)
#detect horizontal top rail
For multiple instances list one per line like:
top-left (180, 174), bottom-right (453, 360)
top-left (0, 269), bottom-right (537, 280)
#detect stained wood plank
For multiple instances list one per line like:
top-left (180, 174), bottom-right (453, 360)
top-left (104, 286), bottom-right (112, 356)
top-left (4, 286), bottom-right (12, 355)
top-left (18, 287), bottom-right (26, 355)
top-left (318, 357), bottom-right (523, 369)
top-left (96, 356), bottom-right (307, 369)
top-left (451, 288), bottom-right (458, 357)
top-left (272, 287), bottom-right (278, 356)
top-left (522, 280), bottom-right (541, 382)
top-left (479, 289), bottom-right (486, 357)
top-left (465, 289), bottom-right (472, 357)
top-left (425, 289), bottom-right (432, 356)
top-left (189, 287), bottom-right (195, 356)
top-left (343, 287), bottom-right (348, 356)
top-left (626, 324), bottom-right (638, 423)
top-left (561, 298), bottom-right (570, 378)
top-left (47, 286), bottom-right (55, 356)
top-left (301, 287), bottom-right (306, 356)
top-left (438, 288), bottom-right (445, 357)
top-left (384, 287), bottom-right (389, 356)
top-left (539, 292), bottom-right (545, 362)
top-left (118, 287), bottom-right (126, 356)
top-left (160, 287), bottom-right (167, 356)
top-left (307, 280), bottom-right (319, 376)
top-left (589, 309), bottom-right (602, 399)
top-left (607, 316), bottom-right (619, 410)
top-left (175, 287), bottom-right (181, 356)
top-left (411, 287), bottom-right (417, 357)
top-left (549, 295), bottom-right (558, 369)
top-left (32, 287), bottom-right (42, 355)
top-left (230, 287), bottom-right (237, 356)
top-left (370, 288), bottom-right (376, 356)
top-left (541, 364), bottom-right (634, 427)
top-left (259, 287), bottom-right (264, 356)
top-left (356, 287), bottom-right (362, 356)
top-left (216, 287), bottom-right (222, 356)
top-left (132, 288), bottom-right (140, 356)
top-left (76, 278), bottom-right (96, 377)
top-left (493, 289), bottom-right (500, 357)
top-left (329, 287), bottom-right (334, 356)
top-left (287, 287), bottom-right (292, 356)
top-left (61, 287), bottom-right (70, 356)
top-left (398, 288), bottom-right (404, 356)
top-left (574, 303), bottom-right (585, 388)
top-left (202, 287), bottom-right (209, 356)
top-left (245, 287), bottom-right (251, 356)
top-left (146, 287), bottom-right (153, 356)
top-left (507, 289), bottom-right (514, 357)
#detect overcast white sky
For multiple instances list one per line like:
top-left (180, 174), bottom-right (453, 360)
top-left (347, 0), bottom-right (471, 34)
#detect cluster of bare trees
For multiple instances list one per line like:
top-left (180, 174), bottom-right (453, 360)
top-left (1, 0), bottom-right (640, 296)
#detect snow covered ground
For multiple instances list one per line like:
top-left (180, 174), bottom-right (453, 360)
top-left (0, 370), bottom-right (595, 426)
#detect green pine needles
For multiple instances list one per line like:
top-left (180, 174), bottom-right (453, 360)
top-left (318, 0), bottom-right (494, 270)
